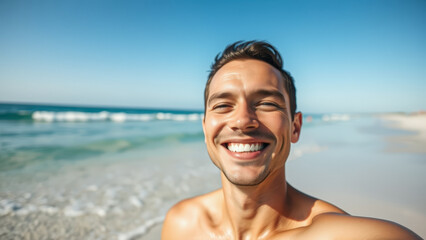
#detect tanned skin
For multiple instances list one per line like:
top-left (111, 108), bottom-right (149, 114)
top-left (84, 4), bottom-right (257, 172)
top-left (162, 60), bottom-right (421, 240)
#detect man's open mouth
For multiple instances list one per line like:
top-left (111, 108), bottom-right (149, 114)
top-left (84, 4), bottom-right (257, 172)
top-left (225, 143), bottom-right (267, 153)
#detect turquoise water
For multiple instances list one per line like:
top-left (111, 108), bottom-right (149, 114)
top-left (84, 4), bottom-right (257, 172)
top-left (0, 103), bottom-right (206, 171)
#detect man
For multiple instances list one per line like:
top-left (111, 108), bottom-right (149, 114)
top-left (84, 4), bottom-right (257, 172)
top-left (162, 41), bottom-right (421, 239)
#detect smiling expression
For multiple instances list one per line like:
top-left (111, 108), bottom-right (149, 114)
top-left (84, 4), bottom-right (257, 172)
top-left (203, 59), bottom-right (302, 186)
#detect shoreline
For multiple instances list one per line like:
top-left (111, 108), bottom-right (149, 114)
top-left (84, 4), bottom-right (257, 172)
top-left (0, 141), bottom-right (219, 240)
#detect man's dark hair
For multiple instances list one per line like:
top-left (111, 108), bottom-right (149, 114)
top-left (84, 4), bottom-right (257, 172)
top-left (204, 40), bottom-right (297, 120)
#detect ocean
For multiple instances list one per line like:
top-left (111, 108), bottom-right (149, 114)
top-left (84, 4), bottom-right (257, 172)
top-left (0, 103), bottom-right (424, 239)
top-left (0, 103), bottom-right (206, 171)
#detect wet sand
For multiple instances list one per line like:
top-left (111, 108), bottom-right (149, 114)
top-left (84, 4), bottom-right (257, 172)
top-left (0, 142), bottom-right (220, 240)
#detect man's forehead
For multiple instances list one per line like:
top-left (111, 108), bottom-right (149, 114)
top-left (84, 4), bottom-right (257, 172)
top-left (209, 59), bottom-right (286, 94)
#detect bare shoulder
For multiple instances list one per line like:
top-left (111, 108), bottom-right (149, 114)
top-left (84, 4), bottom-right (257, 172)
top-left (286, 186), bottom-right (421, 239)
top-left (304, 213), bottom-right (422, 240)
top-left (288, 184), bottom-right (347, 218)
top-left (310, 197), bottom-right (347, 216)
top-left (161, 189), bottom-right (222, 240)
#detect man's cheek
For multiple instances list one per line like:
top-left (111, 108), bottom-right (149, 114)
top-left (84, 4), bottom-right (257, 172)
top-left (209, 117), bottom-right (220, 128)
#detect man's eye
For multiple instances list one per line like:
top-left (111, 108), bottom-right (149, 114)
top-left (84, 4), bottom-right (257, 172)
top-left (260, 102), bottom-right (277, 106)
top-left (214, 104), bottom-right (229, 109)
top-left (212, 104), bottom-right (232, 111)
top-left (256, 102), bottom-right (281, 110)
top-left (258, 102), bottom-right (278, 107)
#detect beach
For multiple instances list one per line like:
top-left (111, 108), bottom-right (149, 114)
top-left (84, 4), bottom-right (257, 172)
top-left (0, 104), bottom-right (425, 239)
top-left (0, 141), bottom-right (219, 240)
top-left (381, 113), bottom-right (426, 153)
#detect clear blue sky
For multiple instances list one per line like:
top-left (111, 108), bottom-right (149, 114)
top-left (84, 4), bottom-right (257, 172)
top-left (0, 0), bottom-right (425, 113)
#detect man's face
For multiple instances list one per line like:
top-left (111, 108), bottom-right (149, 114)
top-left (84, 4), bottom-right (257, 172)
top-left (203, 59), bottom-right (302, 186)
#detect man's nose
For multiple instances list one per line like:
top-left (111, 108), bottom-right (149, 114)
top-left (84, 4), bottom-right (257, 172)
top-left (229, 104), bottom-right (259, 131)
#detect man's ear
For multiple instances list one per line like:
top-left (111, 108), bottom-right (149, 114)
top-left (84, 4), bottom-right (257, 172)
top-left (202, 116), bottom-right (207, 143)
top-left (291, 112), bottom-right (302, 143)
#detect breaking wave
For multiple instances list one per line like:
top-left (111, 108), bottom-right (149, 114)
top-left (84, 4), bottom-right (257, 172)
top-left (0, 110), bottom-right (203, 122)
top-left (31, 111), bottom-right (203, 122)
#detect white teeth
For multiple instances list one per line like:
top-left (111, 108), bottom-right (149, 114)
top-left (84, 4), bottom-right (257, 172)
top-left (227, 143), bottom-right (265, 153)
top-left (243, 144), bottom-right (250, 152)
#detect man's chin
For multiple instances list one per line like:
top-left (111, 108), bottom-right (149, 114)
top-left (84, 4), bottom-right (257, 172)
top-left (222, 170), bottom-right (270, 187)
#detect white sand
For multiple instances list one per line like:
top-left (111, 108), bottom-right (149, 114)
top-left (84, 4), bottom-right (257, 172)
top-left (383, 113), bottom-right (426, 135)
top-left (380, 112), bottom-right (426, 153)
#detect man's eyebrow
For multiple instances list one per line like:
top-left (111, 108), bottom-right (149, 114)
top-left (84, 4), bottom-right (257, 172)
top-left (253, 89), bottom-right (286, 102)
top-left (207, 92), bottom-right (235, 106)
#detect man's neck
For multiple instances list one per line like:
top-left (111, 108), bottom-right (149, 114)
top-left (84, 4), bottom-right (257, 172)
top-left (220, 167), bottom-right (292, 239)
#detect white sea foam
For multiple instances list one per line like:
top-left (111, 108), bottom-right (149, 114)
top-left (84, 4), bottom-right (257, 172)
top-left (0, 199), bottom-right (16, 216)
top-left (32, 111), bottom-right (203, 122)
top-left (86, 185), bottom-right (99, 192)
top-left (322, 113), bottom-right (351, 122)
top-left (91, 207), bottom-right (106, 217)
top-left (129, 196), bottom-right (143, 208)
top-left (0, 199), bottom-right (59, 216)
top-left (39, 205), bottom-right (59, 215)
top-left (63, 205), bottom-right (84, 217)
top-left (16, 204), bottom-right (37, 216)
top-left (117, 216), bottom-right (164, 240)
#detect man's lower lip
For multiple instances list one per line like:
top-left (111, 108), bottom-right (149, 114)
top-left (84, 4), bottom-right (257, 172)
top-left (225, 149), bottom-right (263, 160)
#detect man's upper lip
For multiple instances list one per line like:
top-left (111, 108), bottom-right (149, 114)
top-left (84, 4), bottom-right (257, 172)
top-left (221, 138), bottom-right (270, 144)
